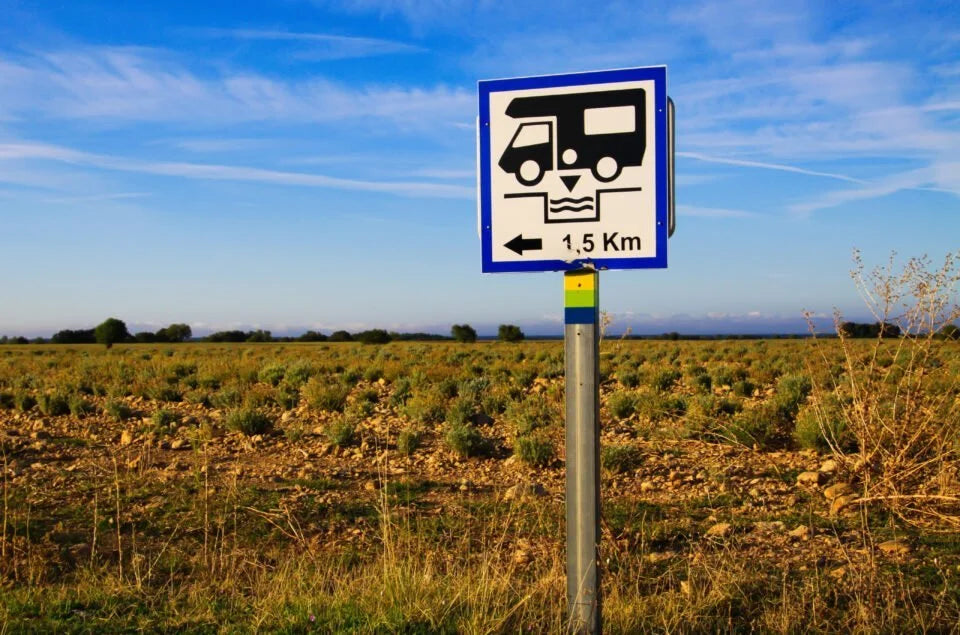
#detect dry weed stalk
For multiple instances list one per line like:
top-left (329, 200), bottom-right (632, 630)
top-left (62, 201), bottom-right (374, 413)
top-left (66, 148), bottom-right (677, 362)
top-left (809, 250), bottom-right (960, 530)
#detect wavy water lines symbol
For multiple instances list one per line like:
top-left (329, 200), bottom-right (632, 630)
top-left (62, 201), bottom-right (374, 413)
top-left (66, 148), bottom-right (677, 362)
top-left (549, 195), bottom-right (594, 213)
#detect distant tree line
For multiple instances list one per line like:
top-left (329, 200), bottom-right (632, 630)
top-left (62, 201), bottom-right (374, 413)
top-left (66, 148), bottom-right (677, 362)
top-left (1, 319), bottom-right (651, 345)
top-left (838, 321), bottom-right (902, 339)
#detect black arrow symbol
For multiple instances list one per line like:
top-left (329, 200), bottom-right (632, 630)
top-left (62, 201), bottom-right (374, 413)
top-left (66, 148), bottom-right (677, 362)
top-left (504, 234), bottom-right (543, 255)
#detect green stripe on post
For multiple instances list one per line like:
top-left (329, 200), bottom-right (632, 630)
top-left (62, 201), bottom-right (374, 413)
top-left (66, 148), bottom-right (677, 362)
top-left (565, 289), bottom-right (596, 308)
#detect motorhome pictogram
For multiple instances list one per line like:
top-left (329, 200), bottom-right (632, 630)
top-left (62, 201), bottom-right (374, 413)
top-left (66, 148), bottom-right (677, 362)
top-left (497, 88), bottom-right (646, 187)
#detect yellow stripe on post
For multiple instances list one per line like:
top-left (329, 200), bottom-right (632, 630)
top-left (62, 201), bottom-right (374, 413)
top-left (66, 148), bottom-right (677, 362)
top-left (564, 271), bottom-right (596, 292)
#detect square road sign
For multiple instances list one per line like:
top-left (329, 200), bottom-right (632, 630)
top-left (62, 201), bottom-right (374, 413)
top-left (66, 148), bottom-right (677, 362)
top-left (478, 66), bottom-right (669, 273)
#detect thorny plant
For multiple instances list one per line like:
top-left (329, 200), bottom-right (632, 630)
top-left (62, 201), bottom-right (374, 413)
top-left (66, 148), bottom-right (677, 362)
top-left (807, 250), bottom-right (960, 530)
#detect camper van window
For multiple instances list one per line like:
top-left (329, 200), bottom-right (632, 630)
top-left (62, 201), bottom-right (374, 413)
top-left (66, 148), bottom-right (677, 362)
top-left (584, 105), bottom-right (636, 135)
top-left (511, 122), bottom-right (551, 148)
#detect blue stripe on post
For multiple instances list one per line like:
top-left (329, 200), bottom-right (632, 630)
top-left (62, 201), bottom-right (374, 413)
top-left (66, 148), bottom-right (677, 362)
top-left (565, 307), bottom-right (597, 324)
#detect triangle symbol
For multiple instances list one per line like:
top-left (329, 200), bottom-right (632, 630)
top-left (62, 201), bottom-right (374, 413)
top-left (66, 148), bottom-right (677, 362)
top-left (560, 175), bottom-right (580, 192)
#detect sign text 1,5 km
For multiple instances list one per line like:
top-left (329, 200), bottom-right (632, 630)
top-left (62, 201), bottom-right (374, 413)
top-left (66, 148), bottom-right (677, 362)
top-left (478, 66), bottom-right (671, 273)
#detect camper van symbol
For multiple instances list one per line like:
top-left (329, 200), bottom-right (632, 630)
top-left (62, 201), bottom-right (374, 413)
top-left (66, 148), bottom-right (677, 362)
top-left (498, 88), bottom-right (646, 188)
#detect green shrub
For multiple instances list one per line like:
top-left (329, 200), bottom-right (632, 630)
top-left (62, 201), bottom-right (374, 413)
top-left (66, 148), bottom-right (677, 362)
top-left (151, 386), bottom-right (182, 403)
top-left (327, 417), bottom-right (356, 447)
top-left (601, 444), bottom-right (641, 473)
top-left (0, 392), bottom-right (14, 409)
top-left (304, 379), bottom-right (351, 413)
top-left (362, 366), bottom-right (384, 382)
top-left (514, 435), bottom-right (554, 467)
top-left (341, 368), bottom-right (363, 385)
top-left (732, 379), bottom-right (755, 397)
top-left (14, 393), bottom-right (36, 412)
top-left (68, 395), bottom-right (95, 418)
top-left (446, 424), bottom-right (487, 458)
top-left (284, 362), bottom-right (314, 387)
top-left (651, 368), bottom-right (682, 392)
top-left (356, 388), bottom-right (379, 404)
top-left (397, 427), bottom-right (421, 456)
top-left (446, 397), bottom-right (476, 427)
top-left (257, 364), bottom-right (286, 386)
top-left (458, 377), bottom-right (490, 405)
top-left (481, 390), bottom-right (508, 416)
top-left (618, 370), bottom-right (641, 388)
top-left (38, 393), bottom-right (70, 416)
top-left (225, 409), bottom-right (272, 436)
top-left (151, 409), bottom-right (178, 430)
top-left (506, 395), bottom-right (556, 435)
top-left (276, 386), bottom-right (300, 410)
top-left (608, 391), bottom-right (637, 420)
top-left (389, 379), bottom-right (412, 407)
top-left (726, 404), bottom-right (779, 448)
top-left (635, 390), bottom-right (686, 422)
top-left (693, 373), bottom-right (712, 393)
top-left (403, 389), bottom-right (447, 424)
top-left (774, 374), bottom-right (812, 420)
top-left (793, 397), bottom-right (855, 452)
top-left (105, 400), bottom-right (133, 421)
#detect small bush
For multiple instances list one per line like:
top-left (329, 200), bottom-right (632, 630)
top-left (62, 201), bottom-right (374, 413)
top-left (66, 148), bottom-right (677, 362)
top-left (608, 391), bottom-right (637, 420)
top-left (397, 427), bottom-right (421, 456)
top-left (225, 409), bottom-right (272, 436)
top-left (693, 373), bottom-right (712, 393)
top-left (514, 435), bottom-right (554, 467)
top-left (389, 379), bottom-right (412, 407)
top-left (793, 396), bottom-right (855, 452)
top-left (601, 444), bottom-right (641, 473)
top-left (362, 366), bottom-right (384, 382)
top-left (446, 424), bottom-right (487, 458)
top-left (446, 397), bottom-right (476, 427)
top-left (0, 392), bottom-right (14, 409)
top-left (481, 390), bottom-right (508, 416)
top-left (276, 386), bottom-right (300, 410)
top-left (257, 364), bottom-right (286, 386)
top-left (732, 380), bottom-right (755, 397)
top-left (618, 370), bottom-right (640, 388)
top-left (651, 369), bottom-right (682, 392)
top-left (304, 379), bottom-right (351, 413)
top-left (327, 417), bottom-right (356, 447)
top-left (105, 400), bottom-right (133, 421)
top-left (403, 389), bottom-right (447, 424)
top-left (151, 409), bottom-right (178, 430)
top-left (14, 393), bottom-right (36, 412)
top-left (38, 393), bottom-right (70, 416)
top-left (68, 395), bottom-right (95, 418)
top-left (506, 395), bottom-right (556, 435)
top-left (726, 404), bottom-right (779, 448)
top-left (151, 386), bottom-right (182, 403)
top-left (284, 362), bottom-right (314, 387)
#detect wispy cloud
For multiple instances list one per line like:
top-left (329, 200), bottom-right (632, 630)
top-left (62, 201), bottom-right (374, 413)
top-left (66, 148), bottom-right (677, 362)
top-left (189, 27), bottom-right (427, 60)
top-left (0, 141), bottom-right (474, 199)
top-left (677, 151), bottom-right (865, 184)
top-left (789, 164), bottom-right (960, 215)
top-left (0, 46), bottom-right (470, 128)
top-left (40, 191), bottom-right (150, 204)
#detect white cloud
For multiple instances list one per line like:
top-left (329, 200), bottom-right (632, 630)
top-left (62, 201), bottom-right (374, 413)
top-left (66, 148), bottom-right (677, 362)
top-left (0, 46), bottom-right (471, 128)
top-left (677, 151), bottom-right (864, 183)
top-left (188, 28), bottom-right (426, 60)
top-left (0, 141), bottom-right (474, 199)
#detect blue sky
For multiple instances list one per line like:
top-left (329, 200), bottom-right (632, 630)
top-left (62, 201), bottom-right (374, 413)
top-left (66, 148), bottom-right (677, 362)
top-left (0, 0), bottom-right (958, 336)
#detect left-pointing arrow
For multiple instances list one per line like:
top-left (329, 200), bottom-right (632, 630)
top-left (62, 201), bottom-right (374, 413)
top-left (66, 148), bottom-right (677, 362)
top-left (504, 234), bottom-right (543, 255)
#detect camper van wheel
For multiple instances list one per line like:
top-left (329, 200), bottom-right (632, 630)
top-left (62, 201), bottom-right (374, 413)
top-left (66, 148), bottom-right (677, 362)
top-left (517, 160), bottom-right (544, 186)
top-left (592, 156), bottom-right (621, 183)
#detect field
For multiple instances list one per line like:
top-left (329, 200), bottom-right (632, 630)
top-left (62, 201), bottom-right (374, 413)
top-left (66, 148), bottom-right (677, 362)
top-left (1, 339), bottom-right (959, 632)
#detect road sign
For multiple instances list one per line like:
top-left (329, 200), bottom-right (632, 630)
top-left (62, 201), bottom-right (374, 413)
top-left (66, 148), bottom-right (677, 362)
top-left (479, 66), bottom-right (670, 273)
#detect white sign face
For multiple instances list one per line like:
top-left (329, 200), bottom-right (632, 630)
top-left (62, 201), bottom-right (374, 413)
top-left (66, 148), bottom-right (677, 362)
top-left (478, 67), bottom-right (669, 273)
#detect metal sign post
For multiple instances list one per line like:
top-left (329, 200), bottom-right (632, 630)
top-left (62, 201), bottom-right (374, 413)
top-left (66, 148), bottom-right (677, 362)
top-left (477, 66), bottom-right (674, 633)
top-left (564, 269), bottom-right (601, 633)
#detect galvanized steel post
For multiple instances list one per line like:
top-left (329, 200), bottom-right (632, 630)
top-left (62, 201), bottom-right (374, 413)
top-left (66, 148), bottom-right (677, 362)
top-left (564, 269), bottom-right (601, 633)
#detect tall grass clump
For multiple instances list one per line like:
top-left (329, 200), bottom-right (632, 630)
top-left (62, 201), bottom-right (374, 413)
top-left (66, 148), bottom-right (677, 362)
top-left (225, 408), bottom-right (273, 436)
top-left (807, 250), bottom-right (960, 529)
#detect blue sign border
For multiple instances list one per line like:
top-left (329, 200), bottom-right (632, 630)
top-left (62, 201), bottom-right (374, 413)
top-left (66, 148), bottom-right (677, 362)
top-left (479, 66), bottom-right (668, 273)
